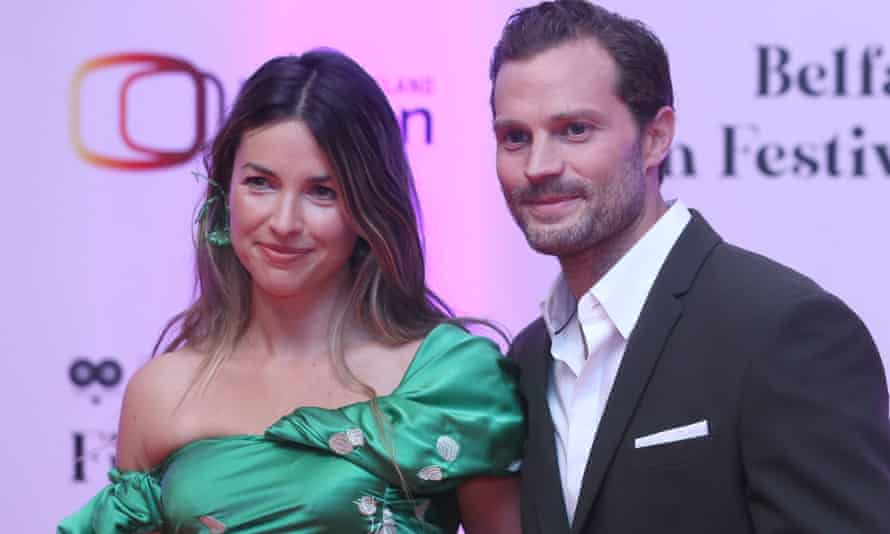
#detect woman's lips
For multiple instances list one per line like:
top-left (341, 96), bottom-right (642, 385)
top-left (257, 243), bottom-right (311, 265)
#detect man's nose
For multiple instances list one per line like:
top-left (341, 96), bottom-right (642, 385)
top-left (524, 136), bottom-right (564, 183)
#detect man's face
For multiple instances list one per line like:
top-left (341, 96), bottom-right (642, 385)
top-left (492, 38), bottom-right (650, 258)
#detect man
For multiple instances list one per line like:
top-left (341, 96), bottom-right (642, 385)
top-left (490, 1), bottom-right (890, 533)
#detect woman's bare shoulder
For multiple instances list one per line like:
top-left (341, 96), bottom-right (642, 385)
top-left (345, 336), bottom-right (425, 397)
top-left (116, 347), bottom-right (205, 470)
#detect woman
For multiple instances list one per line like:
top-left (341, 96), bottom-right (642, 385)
top-left (59, 50), bottom-right (523, 533)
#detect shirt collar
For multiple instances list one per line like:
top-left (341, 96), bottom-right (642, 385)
top-left (541, 273), bottom-right (577, 336)
top-left (541, 200), bottom-right (691, 340)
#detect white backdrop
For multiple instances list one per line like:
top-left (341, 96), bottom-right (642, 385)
top-left (1, 1), bottom-right (887, 531)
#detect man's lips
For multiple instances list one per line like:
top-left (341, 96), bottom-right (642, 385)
top-left (521, 195), bottom-right (582, 220)
top-left (523, 194), bottom-right (580, 205)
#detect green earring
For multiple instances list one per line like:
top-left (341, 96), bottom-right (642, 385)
top-left (193, 171), bottom-right (231, 246)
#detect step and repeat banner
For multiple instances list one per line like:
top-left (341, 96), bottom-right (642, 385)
top-left (1, 1), bottom-right (887, 530)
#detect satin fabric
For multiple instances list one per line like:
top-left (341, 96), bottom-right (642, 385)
top-left (58, 324), bottom-right (525, 533)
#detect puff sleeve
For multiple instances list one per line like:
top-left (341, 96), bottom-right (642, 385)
top-left (266, 323), bottom-right (526, 494)
top-left (58, 468), bottom-right (162, 534)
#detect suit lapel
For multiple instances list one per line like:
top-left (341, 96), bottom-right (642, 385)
top-left (521, 321), bottom-right (572, 534)
top-left (569, 211), bottom-right (722, 534)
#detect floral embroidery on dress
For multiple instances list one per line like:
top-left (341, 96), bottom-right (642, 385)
top-left (417, 435), bottom-right (461, 481)
top-left (355, 496), bottom-right (377, 516)
top-left (416, 434), bottom-right (464, 481)
top-left (375, 508), bottom-right (396, 534)
top-left (435, 436), bottom-right (460, 462)
top-left (362, 499), bottom-right (396, 534)
top-left (346, 428), bottom-right (365, 447)
top-left (417, 465), bottom-right (444, 481)
top-left (199, 515), bottom-right (227, 533)
top-left (329, 428), bottom-right (365, 455)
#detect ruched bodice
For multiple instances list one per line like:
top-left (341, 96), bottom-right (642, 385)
top-left (58, 324), bottom-right (525, 533)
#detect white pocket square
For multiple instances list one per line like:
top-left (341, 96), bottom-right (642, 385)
top-left (634, 420), bottom-right (709, 449)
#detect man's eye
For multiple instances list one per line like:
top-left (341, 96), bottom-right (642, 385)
top-left (563, 122), bottom-right (591, 137)
top-left (501, 130), bottom-right (530, 149)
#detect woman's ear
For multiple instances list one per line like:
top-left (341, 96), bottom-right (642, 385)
top-left (350, 237), bottom-right (371, 267)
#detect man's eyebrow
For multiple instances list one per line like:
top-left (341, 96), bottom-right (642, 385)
top-left (493, 109), bottom-right (605, 130)
top-left (551, 108), bottom-right (604, 122)
top-left (241, 162), bottom-right (278, 176)
top-left (493, 118), bottom-right (523, 130)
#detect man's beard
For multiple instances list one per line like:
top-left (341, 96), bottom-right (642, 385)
top-left (506, 145), bottom-right (647, 257)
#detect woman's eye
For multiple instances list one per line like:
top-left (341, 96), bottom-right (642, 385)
top-left (244, 176), bottom-right (271, 189)
top-left (310, 185), bottom-right (337, 200)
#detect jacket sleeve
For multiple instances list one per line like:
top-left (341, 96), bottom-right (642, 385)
top-left (741, 291), bottom-right (890, 533)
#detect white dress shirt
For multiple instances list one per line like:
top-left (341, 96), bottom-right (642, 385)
top-left (541, 200), bottom-right (691, 523)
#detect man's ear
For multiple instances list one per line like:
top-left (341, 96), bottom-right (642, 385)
top-left (641, 106), bottom-right (675, 175)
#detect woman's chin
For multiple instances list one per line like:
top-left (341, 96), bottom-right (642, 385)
top-left (251, 278), bottom-right (309, 300)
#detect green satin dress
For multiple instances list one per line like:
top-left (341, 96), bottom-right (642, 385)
top-left (58, 324), bottom-right (525, 533)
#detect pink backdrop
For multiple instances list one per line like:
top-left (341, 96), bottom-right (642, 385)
top-left (1, 1), bottom-right (887, 530)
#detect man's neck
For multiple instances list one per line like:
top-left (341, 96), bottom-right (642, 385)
top-left (560, 194), bottom-right (669, 299)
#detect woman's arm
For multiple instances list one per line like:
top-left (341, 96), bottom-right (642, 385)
top-left (116, 349), bottom-right (200, 470)
top-left (114, 353), bottom-right (198, 534)
top-left (457, 475), bottom-right (521, 534)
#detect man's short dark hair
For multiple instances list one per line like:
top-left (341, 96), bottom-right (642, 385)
top-left (490, 0), bottom-right (674, 133)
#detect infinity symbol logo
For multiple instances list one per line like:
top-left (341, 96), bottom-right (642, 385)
top-left (68, 358), bottom-right (123, 388)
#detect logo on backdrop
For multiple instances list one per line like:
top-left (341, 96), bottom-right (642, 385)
top-left (68, 357), bottom-right (124, 405)
top-left (70, 52), bottom-right (436, 172)
top-left (68, 357), bottom-right (124, 482)
top-left (69, 52), bottom-right (226, 171)
top-left (378, 75), bottom-right (437, 145)
top-left (662, 44), bottom-right (890, 180)
top-left (71, 429), bottom-right (118, 482)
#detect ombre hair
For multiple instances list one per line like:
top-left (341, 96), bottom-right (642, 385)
top-left (154, 50), bottom-right (458, 401)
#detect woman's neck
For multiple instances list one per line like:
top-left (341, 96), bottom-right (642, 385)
top-left (239, 271), bottom-right (361, 362)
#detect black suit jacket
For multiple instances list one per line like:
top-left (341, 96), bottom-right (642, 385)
top-left (509, 211), bottom-right (890, 534)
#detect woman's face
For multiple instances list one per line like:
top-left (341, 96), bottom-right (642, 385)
top-left (228, 119), bottom-right (358, 299)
